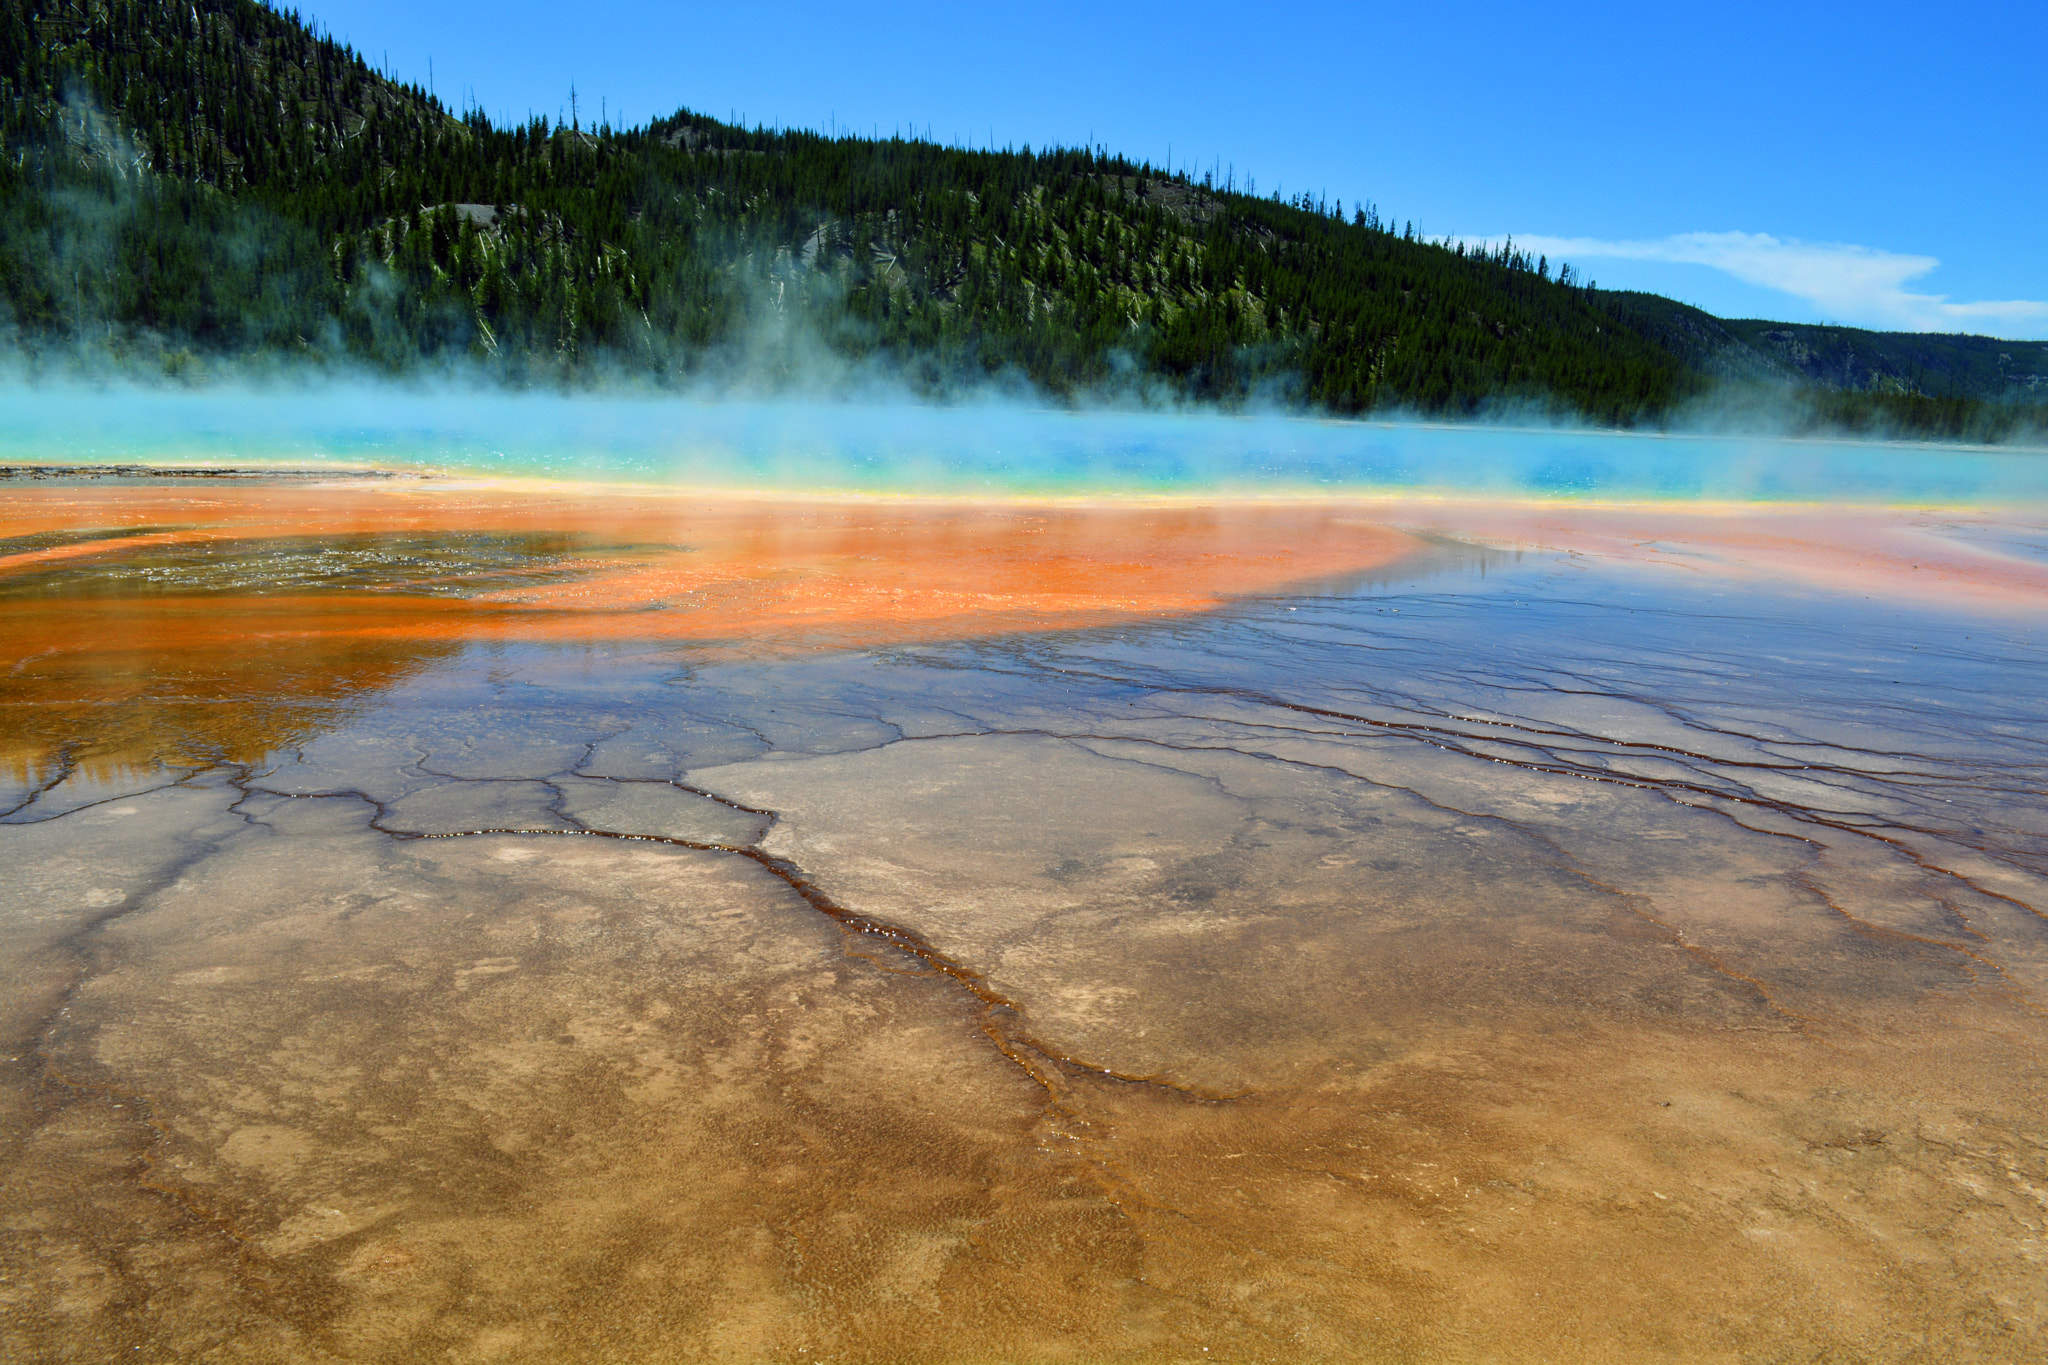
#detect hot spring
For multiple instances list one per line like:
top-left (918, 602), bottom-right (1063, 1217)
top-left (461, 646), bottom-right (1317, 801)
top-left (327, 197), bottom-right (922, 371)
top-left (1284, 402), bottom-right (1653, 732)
top-left (3, 389), bottom-right (2046, 1363)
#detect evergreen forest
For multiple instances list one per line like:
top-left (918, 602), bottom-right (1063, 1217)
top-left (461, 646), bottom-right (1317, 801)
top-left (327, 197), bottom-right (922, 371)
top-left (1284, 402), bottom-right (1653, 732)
top-left (3, 0), bottom-right (2043, 442)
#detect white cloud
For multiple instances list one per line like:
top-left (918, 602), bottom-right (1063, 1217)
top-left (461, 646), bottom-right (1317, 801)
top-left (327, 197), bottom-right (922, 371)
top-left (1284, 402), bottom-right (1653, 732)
top-left (1473, 230), bottom-right (2048, 335)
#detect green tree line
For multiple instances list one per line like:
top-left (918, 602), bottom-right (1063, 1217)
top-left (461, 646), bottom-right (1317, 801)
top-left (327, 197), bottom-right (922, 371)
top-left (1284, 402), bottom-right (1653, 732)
top-left (2, 0), bottom-right (2041, 442)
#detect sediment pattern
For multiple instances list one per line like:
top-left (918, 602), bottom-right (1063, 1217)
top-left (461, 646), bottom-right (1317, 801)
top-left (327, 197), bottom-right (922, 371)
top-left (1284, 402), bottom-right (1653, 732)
top-left (2, 513), bottom-right (2045, 1362)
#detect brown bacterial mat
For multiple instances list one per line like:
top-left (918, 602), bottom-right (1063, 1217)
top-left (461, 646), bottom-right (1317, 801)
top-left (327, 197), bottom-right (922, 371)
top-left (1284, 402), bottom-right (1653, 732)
top-left (2, 479), bottom-right (2046, 1363)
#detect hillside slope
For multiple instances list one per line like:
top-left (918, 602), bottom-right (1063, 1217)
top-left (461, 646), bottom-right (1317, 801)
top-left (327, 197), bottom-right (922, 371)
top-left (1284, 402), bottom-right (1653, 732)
top-left (1600, 291), bottom-right (2048, 401)
top-left (1, 0), bottom-right (2041, 442)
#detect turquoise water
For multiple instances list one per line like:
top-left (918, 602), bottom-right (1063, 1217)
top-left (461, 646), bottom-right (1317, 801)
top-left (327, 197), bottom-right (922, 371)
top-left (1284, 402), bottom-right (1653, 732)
top-left (9, 384), bottom-right (2048, 503)
top-left (7, 383), bottom-right (2048, 1360)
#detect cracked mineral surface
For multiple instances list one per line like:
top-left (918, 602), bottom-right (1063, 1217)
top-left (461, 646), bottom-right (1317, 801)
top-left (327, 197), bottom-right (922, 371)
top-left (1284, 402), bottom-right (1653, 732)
top-left (2, 480), bottom-right (2046, 1363)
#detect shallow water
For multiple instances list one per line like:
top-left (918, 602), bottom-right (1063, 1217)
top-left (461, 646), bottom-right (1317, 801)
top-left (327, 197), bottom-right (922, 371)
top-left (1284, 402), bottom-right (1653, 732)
top-left (10, 385), bottom-right (2048, 500)
top-left (2, 465), bottom-right (2047, 1362)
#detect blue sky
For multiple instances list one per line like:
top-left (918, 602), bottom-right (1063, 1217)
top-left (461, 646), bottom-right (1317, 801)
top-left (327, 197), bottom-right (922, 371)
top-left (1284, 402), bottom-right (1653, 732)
top-left (301, 0), bottom-right (2045, 338)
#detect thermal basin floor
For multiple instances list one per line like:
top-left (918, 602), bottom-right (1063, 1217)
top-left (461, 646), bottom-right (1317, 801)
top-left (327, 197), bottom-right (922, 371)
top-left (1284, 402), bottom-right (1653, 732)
top-left (3, 480), bottom-right (2046, 1363)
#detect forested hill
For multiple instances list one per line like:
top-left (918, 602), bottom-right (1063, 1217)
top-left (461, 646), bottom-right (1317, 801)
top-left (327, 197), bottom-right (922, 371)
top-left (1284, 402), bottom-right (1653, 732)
top-left (2, 0), bottom-right (2042, 442)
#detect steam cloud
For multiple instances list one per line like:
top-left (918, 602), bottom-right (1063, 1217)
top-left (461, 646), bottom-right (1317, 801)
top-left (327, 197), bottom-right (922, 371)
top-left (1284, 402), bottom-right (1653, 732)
top-left (5, 381), bottom-right (2046, 505)
top-left (7, 94), bottom-right (2043, 467)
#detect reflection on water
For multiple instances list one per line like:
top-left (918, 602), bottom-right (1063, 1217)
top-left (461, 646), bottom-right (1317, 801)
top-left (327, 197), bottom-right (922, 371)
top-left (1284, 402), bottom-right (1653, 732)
top-left (1921, 515), bottom-right (2048, 567)
top-left (0, 531), bottom-right (603, 786)
top-left (2, 484), bottom-right (2047, 1362)
top-left (0, 593), bottom-right (468, 792)
top-left (0, 488), bottom-right (1445, 786)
